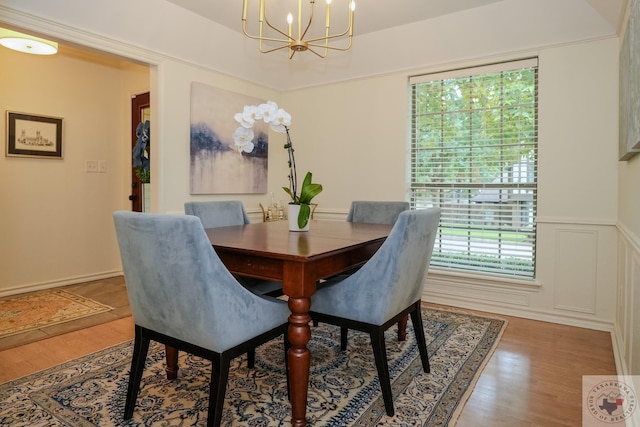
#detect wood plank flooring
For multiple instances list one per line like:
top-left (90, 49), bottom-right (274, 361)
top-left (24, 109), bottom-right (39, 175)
top-left (0, 278), bottom-right (617, 425)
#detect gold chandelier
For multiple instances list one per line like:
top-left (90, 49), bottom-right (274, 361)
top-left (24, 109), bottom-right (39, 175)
top-left (242, 0), bottom-right (356, 59)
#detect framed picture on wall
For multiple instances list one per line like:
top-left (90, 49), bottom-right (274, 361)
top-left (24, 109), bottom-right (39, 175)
top-left (6, 111), bottom-right (63, 159)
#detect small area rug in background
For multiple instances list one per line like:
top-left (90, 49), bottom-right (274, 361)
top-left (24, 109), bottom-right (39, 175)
top-left (0, 289), bottom-right (113, 338)
top-left (0, 307), bottom-right (506, 426)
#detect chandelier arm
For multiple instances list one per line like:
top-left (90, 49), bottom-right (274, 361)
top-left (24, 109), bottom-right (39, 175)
top-left (299, 0), bottom-right (316, 41)
top-left (307, 36), bottom-right (352, 51)
top-left (242, 20), bottom-right (291, 43)
top-left (304, 24), bottom-right (352, 44)
top-left (263, 13), bottom-right (294, 41)
top-left (304, 46), bottom-right (329, 59)
top-left (259, 43), bottom-right (292, 54)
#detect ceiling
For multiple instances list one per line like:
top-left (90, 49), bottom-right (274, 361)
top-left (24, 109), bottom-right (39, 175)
top-left (165, 0), bottom-right (506, 37)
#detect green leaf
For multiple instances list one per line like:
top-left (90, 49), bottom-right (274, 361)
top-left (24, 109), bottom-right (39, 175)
top-left (297, 203), bottom-right (311, 228)
top-left (298, 172), bottom-right (323, 205)
top-left (282, 186), bottom-right (295, 202)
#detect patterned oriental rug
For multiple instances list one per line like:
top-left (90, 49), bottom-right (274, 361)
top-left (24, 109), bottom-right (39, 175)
top-left (0, 289), bottom-right (113, 338)
top-left (0, 307), bottom-right (506, 426)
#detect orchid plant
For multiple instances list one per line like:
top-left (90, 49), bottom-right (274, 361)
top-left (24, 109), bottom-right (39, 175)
top-left (233, 101), bottom-right (322, 228)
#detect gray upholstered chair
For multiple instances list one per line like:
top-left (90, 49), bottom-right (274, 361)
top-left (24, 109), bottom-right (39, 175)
top-left (313, 200), bottom-right (411, 328)
top-left (184, 201), bottom-right (282, 297)
top-left (113, 211), bottom-right (290, 427)
top-left (310, 208), bottom-right (441, 417)
top-left (346, 200), bottom-right (410, 224)
top-left (184, 200), bottom-right (251, 228)
top-left (342, 200), bottom-right (410, 279)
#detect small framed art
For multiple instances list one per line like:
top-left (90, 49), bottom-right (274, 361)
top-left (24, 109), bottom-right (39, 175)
top-left (6, 111), bottom-right (63, 159)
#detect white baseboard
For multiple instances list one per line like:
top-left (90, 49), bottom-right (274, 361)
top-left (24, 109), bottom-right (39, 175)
top-left (0, 271), bottom-right (123, 298)
top-left (611, 327), bottom-right (630, 377)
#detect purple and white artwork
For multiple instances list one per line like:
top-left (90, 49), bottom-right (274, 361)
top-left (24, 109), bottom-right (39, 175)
top-left (190, 82), bottom-right (268, 194)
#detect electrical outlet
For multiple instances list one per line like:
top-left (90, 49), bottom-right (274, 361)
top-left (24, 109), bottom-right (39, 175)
top-left (85, 160), bottom-right (98, 172)
top-left (98, 160), bottom-right (107, 172)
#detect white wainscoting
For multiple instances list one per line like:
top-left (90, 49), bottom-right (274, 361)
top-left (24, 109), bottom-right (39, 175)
top-left (423, 220), bottom-right (618, 333)
top-left (615, 223), bottom-right (640, 376)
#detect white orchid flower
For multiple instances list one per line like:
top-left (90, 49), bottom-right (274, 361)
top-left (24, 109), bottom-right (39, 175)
top-left (235, 105), bottom-right (259, 128)
top-left (270, 108), bottom-right (292, 133)
top-left (232, 126), bottom-right (255, 153)
top-left (259, 101), bottom-right (280, 124)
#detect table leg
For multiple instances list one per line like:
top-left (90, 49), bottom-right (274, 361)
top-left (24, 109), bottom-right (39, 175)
top-left (287, 296), bottom-right (312, 427)
top-left (397, 314), bottom-right (408, 341)
top-left (165, 345), bottom-right (179, 380)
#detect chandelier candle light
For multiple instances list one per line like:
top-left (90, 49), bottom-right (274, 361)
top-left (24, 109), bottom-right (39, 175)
top-left (242, 0), bottom-right (356, 59)
top-left (233, 101), bottom-right (322, 230)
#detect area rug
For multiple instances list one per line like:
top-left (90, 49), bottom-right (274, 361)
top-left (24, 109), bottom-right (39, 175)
top-left (0, 307), bottom-right (506, 426)
top-left (0, 289), bottom-right (113, 338)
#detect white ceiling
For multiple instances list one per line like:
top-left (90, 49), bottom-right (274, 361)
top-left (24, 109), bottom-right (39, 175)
top-left (165, 0), bottom-right (505, 37)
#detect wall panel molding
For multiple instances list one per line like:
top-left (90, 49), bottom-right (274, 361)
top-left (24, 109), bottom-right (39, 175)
top-left (553, 229), bottom-right (598, 314)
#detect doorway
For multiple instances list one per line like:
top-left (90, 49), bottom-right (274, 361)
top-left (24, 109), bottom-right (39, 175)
top-left (130, 92), bottom-right (150, 212)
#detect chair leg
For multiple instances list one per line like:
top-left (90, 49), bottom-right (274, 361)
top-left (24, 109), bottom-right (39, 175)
top-left (247, 349), bottom-right (255, 368)
top-left (340, 327), bottom-right (348, 351)
top-left (124, 326), bottom-right (150, 420)
top-left (397, 314), bottom-right (408, 341)
top-left (370, 329), bottom-right (394, 417)
top-left (410, 302), bottom-right (430, 373)
top-left (208, 353), bottom-right (231, 427)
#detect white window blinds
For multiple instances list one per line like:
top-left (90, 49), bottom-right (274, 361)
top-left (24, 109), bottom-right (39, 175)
top-left (409, 58), bottom-right (538, 279)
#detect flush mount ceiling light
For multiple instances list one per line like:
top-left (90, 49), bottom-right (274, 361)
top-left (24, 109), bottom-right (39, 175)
top-left (0, 28), bottom-right (58, 55)
top-left (242, 0), bottom-right (355, 59)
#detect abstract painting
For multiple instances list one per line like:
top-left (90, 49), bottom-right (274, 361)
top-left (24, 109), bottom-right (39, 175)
top-left (190, 83), bottom-right (268, 193)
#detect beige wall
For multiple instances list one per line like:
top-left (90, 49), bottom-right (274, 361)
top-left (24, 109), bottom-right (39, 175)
top-left (281, 74), bottom-right (410, 213)
top-left (0, 47), bottom-right (149, 294)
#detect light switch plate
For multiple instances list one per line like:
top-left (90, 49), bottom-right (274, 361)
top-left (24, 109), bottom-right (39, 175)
top-left (85, 160), bottom-right (98, 172)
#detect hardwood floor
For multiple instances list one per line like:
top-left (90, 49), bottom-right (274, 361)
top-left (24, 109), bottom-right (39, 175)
top-left (0, 276), bottom-right (131, 351)
top-left (454, 312), bottom-right (616, 426)
top-left (0, 279), bottom-right (616, 425)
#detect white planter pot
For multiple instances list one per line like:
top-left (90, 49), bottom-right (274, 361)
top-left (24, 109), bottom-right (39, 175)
top-left (288, 204), bottom-right (310, 232)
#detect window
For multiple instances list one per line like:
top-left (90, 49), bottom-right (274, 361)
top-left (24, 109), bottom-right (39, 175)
top-left (409, 58), bottom-right (538, 279)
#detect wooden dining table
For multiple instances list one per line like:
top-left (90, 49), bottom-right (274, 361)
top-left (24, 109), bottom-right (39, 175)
top-left (166, 219), bottom-right (392, 427)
